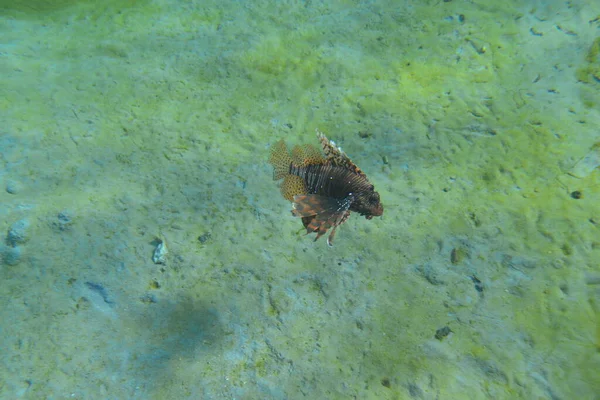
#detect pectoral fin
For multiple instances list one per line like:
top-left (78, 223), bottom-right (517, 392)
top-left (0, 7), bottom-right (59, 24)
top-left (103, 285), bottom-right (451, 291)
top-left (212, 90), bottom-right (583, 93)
top-left (291, 194), bottom-right (352, 245)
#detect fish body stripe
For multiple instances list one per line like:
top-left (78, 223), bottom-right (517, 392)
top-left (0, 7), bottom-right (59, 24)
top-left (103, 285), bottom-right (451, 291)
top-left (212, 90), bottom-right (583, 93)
top-left (289, 163), bottom-right (368, 199)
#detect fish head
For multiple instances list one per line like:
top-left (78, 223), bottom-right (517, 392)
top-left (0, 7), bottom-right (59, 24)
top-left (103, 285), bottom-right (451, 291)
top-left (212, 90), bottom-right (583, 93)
top-left (353, 189), bottom-right (383, 219)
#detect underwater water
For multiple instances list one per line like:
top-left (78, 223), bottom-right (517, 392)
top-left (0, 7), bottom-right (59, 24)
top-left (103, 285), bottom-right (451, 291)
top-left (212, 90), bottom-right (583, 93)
top-left (1, 0), bottom-right (599, 398)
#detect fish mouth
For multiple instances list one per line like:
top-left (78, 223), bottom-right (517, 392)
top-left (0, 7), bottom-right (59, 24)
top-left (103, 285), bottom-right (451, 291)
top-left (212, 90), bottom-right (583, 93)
top-left (371, 204), bottom-right (384, 217)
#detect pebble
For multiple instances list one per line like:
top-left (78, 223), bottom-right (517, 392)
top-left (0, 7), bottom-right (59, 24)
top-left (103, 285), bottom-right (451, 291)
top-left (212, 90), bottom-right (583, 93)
top-left (2, 245), bottom-right (22, 265)
top-left (198, 232), bottom-right (211, 243)
top-left (435, 326), bottom-right (452, 340)
top-left (152, 239), bottom-right (168, 264)
top-left (7, 219), bottom-right (30, 247)
top-left (5, 180), bottom-right (21, 194)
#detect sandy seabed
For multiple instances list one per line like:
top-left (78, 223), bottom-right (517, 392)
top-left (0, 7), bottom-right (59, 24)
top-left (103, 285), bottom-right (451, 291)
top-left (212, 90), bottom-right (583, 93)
top-left (1, 0), bottom-right (599, 398)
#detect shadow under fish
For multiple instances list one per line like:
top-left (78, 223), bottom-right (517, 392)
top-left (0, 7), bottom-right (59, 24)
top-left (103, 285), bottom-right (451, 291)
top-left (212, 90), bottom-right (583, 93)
top-left (269, 131), bottom-right (383, 246)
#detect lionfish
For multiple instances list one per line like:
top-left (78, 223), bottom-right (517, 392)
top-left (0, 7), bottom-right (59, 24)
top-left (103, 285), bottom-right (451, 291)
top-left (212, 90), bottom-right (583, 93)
top-left (268, 131), bottom-right (384, 246)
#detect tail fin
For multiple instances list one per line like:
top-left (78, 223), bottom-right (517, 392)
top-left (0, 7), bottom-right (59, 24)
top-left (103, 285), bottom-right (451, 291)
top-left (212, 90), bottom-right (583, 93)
top-left (269, 140), bottom-right (293, 180)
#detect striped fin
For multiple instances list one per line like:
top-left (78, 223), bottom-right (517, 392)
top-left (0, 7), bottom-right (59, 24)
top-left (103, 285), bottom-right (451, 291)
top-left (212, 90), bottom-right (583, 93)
top-left (317, 130), bottom-right (366, 177)
top-left (291, 194), bottom-right (353, 246)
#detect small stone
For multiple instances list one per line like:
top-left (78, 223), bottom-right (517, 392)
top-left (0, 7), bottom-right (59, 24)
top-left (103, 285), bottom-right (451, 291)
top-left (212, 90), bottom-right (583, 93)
top-left (450, 247), bottom-right (468, 264)
top-left (198, 232), bottom-right (211, 243)
top-left (6, 180), bottom-right (21, 194)
top-left (435, 326), bottom-right (452, 340)
top-left (152, 239), bottom-right (168, 264)
top-left (2, 245), bottom-right (22, 265)
top-left (149, 279), bottom-right (160, 289)
top-left (7, 219), bottom-right (30, 247)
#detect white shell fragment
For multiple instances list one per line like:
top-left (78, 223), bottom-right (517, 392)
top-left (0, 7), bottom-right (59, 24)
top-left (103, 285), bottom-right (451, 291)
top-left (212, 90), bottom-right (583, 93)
top-left (152, 239), bottom-right (168, 264)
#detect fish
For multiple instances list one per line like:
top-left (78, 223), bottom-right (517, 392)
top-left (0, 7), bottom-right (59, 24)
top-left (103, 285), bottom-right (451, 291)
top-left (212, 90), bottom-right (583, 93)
top-left (268, 130), bottom-right (383, 246)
